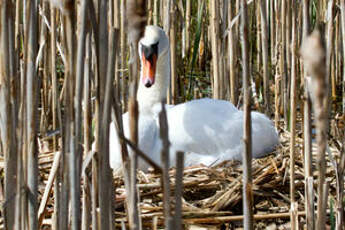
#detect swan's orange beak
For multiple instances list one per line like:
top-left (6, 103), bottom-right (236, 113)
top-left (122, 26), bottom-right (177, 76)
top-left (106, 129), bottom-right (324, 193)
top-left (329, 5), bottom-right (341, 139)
top-left (142, 53), bottom-right (157, 88)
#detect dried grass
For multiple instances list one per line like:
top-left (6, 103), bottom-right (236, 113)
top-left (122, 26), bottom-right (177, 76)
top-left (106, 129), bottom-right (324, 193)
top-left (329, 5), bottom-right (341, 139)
top-left (9, 123), bottom-right (339, 229)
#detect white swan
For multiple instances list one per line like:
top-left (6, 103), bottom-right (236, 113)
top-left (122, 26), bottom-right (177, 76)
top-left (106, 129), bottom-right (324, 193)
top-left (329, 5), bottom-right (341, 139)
top-left (109, 25), bottom-right (279, 172)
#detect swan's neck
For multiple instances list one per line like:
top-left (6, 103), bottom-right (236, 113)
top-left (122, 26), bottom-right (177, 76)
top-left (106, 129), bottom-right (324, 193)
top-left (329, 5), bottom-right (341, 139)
top-left (137, 49), bottom-right (170, 113)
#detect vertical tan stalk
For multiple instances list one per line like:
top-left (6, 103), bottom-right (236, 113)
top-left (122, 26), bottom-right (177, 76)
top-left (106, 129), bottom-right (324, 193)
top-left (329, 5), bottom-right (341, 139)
top-left (210, 0), bottom-right (220, 99)
top-left (0, 2), bottom-right (17, 229)
top-left (82, 33), bottom-right (91, 230)
top-left (49, 4), bottom-right (61, 229)
top-left (301, 30), bottom-right (328, 230)
top-left (26, 0), bottom-right (39, 229)
top-left (120, 0), bottom-right (127, 109)
top-left (185, 0), bottom-right (191, 57)
top-left (147, 0), bottom-right (153, 24)
top-left (302, 1), bottom-right (314, 229)
top-left (274, 75), bottom-right (281, 128)
top-left (274, 1), bottom-right (281, 126)
top-left (170, 0), bottom-right (177, 104)
top-left (100, 28), bottom-right (119, 230)
top-left (340, 1), bottom-right (345, 112)
top-left (173, 152), bottom-right (184, 230)
top-left (270, 0), bottom-right (275, 65)
top-left (241, 0), bottom-right (253, 229)
top-left (289, 2), bottom-right (298, 228)
top-left (228, 2), bottom-right (237, 105)
top-left (228, 3), bottom-right (237, 104)
top-left (159, 102), bottom-right (172, 230)
top-left (127, 1), bottom-right (147, 229)
top-left (70, 0), bottom-right (88, 228)
top-left (259, 0), bottom-right (269, 115)
top-left (280, 0), bottom-right (287, 128)
top-left (153, 0), bottom-right (159, 25)
top-left (115, 0), bottom-right (121, 99)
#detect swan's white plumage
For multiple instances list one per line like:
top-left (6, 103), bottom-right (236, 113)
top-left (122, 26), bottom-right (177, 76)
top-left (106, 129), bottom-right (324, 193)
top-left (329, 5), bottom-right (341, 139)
top-left (109, 26), bottom-right (279, 172)
top-left (110, 98), bottom-right (279, 172)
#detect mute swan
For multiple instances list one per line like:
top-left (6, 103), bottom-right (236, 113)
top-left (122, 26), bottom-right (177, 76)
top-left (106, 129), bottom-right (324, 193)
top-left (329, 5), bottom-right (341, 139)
top-left (109, 25), bottom-right (279, 172)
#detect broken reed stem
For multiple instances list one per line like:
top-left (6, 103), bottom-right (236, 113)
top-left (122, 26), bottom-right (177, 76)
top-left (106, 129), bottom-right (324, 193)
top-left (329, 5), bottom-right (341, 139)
top-left (241, 0), bottom-right (253, 229)
top-left (173, 152), bottom-right (184, 230)
top-left (37, 151), bottom-right (61, 228)
top-left (301, 30), bottom-right (328, 230)
top-left (128, 83), bottom-right (140, 230)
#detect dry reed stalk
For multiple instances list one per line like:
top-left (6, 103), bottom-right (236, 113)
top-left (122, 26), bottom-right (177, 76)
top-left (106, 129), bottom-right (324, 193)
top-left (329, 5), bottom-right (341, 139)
top-left (335, 144), bottom-right (345, 229)
top-left (259, 0), bottom-right (269, 115)
top-left (301, 30), bottom-right (328, 230)
top-left (241, 0), bottom-right (253, 229)
top-left (326, 0), bottom-right (335, 103)
top-left (285, 0), bottom-right (291, 81)
top-left (280, 0), bottom-right (287, 128)
top-left (270, 0), bottom-right (275, 66)
top-left (26, 0), bottom-right (39, 229)
top-left (173, 152), bottom-right (184, 230)
top-left (274, 75), bottom-right (281, 128)
top-left (341, 0), bottom-right (345, 113)
top-left (159, 102), bottom-right (172, 230)
top-left (82, 32), bottom-right (92, 230)
top-left (38, 151), bottom-right (61, 228)
top-left (210, 0), bottom-right (220, 99)
top-left (114, 0), bottom-right (121, 100)
top-left (63, 0), bottom-right (77, 227)
top-left (70, 1), bottom-right (89, 228)
top-left (289, 2), bottom-right (298, 228)
top-left (120, 0), bottom-right (127, 109)
top-left (100, 28), bottom-right (119, 230)
top-left (301, 1), bottom-right (314, 229)
top-left (153, 0), bottom-right (159, 25)
top-left (185, 0), bottom-right (191, 58)
top-left (228, 2), bottom-right (237, 105)
top-left (127, 1), bottom-right (147, 229)
top-left (128, 83), bottom-right (140, 230)
top-left (0, 2), bottom-right (17, 229)
top-left (147, 0), bottom-right (153, 24)
top-left (274, 0), bottom-right (281, 126)
top-left (169, 0), bottom-right (177, 104)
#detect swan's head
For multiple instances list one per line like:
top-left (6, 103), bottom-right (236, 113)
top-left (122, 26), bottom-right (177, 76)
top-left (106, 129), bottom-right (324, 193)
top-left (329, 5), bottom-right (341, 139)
top-left (138, 26), bottom-right (169, 88)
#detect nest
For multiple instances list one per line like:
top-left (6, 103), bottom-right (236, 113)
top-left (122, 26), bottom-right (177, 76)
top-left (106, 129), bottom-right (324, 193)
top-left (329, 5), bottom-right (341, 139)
top-left (35, 130), bottom-right (339, 229)
top-left (112, 131), bottom-right (339, 229)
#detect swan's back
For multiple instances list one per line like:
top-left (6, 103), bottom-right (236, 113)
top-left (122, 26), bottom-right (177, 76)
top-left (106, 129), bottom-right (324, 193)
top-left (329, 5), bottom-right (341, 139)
top-left (165, 98), bottom-right (279, 166)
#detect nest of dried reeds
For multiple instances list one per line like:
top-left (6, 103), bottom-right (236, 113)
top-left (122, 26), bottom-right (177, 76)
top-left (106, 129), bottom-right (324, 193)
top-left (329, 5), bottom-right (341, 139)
top-left (33, 128), bottom-right (340, 229)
